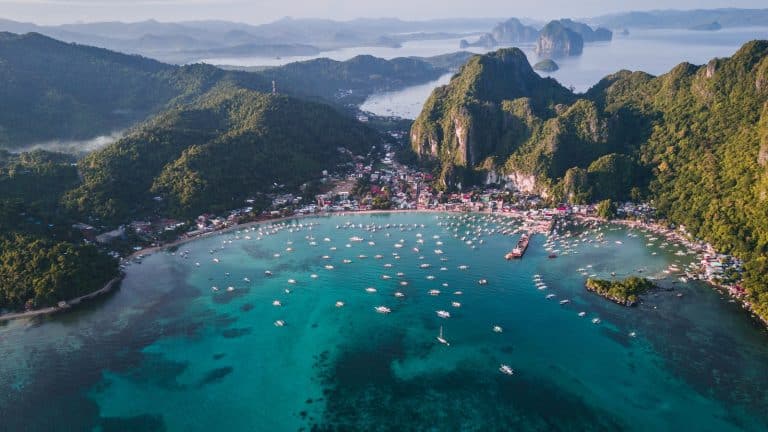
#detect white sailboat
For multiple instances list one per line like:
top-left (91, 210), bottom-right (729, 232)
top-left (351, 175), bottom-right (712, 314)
top-left (436, 325), bottom-right (450, 346)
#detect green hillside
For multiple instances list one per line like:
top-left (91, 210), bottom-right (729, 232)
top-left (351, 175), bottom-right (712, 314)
top-left (411, 41), bottom-right (768, 321)
top-left (65, 87), bottom-right (380, 222)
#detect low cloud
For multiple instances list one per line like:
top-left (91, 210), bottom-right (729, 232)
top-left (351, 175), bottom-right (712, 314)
top-left (15, 131), bottom-right (123, 155)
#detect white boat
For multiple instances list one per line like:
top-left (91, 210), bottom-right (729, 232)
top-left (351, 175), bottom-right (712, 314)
top-left (382, 275), bottom-right (392, 280)
top-left (458, 265), bottom-right (468, 270)
top-left (499, 364), bottom-right (514, 375)
top-left (420, 263), bottom-right (430, 269)
top-left (451, 301), bottom-right (461, 308)
top-left (436, 325), bottom-right (450, 345)
top-left (478, 279), bottom-right (488, 285)
top-left (288, 279), bottom-right (296, 284)
top-left (453, 291), bottom-right (463, 295)
top-left (436, 310), bottom-right (451, 318)
top-left (213, 258), bottom-right (220, 263)
top-left (226, 286), bottom-right (235, 292)
top-left (592, 318), bottom-right (601, 324)
top-left (578, 312), bottom-right (586, 317)
top-left (493, 325), bottom-right (503, 333)
top-left (324, 265), bottom-right (334, 270)
top-left (400, 281), bottom-right (409, 286)
top-left (211, 286), bottom-right (219, 292)
top-left (394, 292), bottom-right (405, 298)
top-left (272, 300), bottom-right (281, 306)
top-left (335, 301), bottom-right (345, 308)
top-left (545, 294), bottom-right (556, 299)
top-left (375, 306), bottom-right (391, 314)
top-left (428, 289), bottom-right (441, 296)
top-left (365, 287), bottom-right (377, 293)
top-left (310, 274), bottom-right (318, 279)
top-left (343, 259), bottom-right (352, 264)
top-left (274, 320), bottom-right (285, 327)
top-left (629, 331), bottom-right (637, 337)
top-left (559, 299), bottom-right (570, 304)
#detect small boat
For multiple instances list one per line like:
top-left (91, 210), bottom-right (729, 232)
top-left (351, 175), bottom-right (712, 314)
top-left (629, 331), bottom-right (637, 337)
top-left (324, 265), bottom-right (334, 270)
top-left (436, 310), bottom-right (451, 319)
top-left (420, 263), bottom-right (430, 269)
top-left (559, 299), bottom-right (570, 304)
top-left (310, 274), bottom-right (318, 279)
top-left (493, 325), bottom-right (503, 333)
top-left (213, 258), bottom-right (220, 263)
top-left (244, 277), bottom-right (251, 283)
top-left (343, 259), bottom-right (352, 264)
top-left (365, 287), bottom-right (377, 293)
top-left (578, 312), bottom-right (586, 317)
top-left (478, 279), bottom-right (488, 285)
top-left (428, 289), bottom-right (441, 296)
top-left (592, 318), bottom-right (601, 324)
top-left (458, 265), bottom-right (468, 270)
top-left (211, 286), bottom-right (219, 292)
top-left (335, 301), bottom-right (345, 308)
top-left (394, 292), bottom-right (405, 298)
top-left (287, 279), bottom-right (296, 284)
top-left (375, 306), bottom-right (391, 314)
top-left (436, 325), bottom-right (449, 345)
top-left (226, 286), bottom-right (235, 292)
top-left (499, 364), bottom-right (514, 375)
top-left (545, 294), bottom-right (556, 299)
top-left (274, 320), bottom-right (285, 327)
top-left (453, 291), bottom-right (463, 295)
top-left (272, 300), bottom-right (281, 306)
top-left (451, 301), bottom-right (461, 308)
top-left (400, 281), bottom-right (409, 286)
top-left (382, 275), bottom-right (392, 280)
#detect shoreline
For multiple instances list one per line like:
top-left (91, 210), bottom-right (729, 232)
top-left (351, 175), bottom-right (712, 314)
top-left (0, 273), bottom-right (124, 323)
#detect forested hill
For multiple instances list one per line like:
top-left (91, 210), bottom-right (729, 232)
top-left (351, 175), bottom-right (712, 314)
top-left (411, 41), bottom-right (768, 322)
top-left (0, 32), bottom-right (455, 149)
top-left (64, 87), bottom-right (381, 223)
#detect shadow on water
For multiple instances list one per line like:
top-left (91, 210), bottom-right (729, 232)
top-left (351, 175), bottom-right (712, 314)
top-left (310, 330), bottom-right (627, 431)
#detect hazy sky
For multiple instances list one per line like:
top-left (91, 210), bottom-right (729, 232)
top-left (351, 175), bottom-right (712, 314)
top-left (1, 0), bottom-right (766, 25)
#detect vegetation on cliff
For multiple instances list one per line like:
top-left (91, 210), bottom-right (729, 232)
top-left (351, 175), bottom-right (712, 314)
top-left (411, 41), bottom-right (768, 322)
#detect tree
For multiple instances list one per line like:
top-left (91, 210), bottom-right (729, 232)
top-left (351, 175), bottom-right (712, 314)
top-left (596, 199), bottom-right (616, 219)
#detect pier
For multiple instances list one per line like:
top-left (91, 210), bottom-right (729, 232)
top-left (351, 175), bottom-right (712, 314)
top-left (506, 233), bottom-right (531, 260)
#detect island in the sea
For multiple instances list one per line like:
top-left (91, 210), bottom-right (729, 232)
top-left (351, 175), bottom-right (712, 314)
top-left (690, 21), bottom-right (723, 31)
top-left (533, 59), bottom-right (559, 72)
top-left (535, 20), bottom-right (584, 57)
top-left (585, 276), bottom-right (655, 306)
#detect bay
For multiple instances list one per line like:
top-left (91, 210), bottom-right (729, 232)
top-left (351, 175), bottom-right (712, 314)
top-left (1, 212), bottom-right (767, 431)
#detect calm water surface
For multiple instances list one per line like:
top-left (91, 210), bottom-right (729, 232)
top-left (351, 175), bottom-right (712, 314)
top-left (1, 212), bottom-right (767, 431)
top-left (355, 27), bottom-right (768, 118)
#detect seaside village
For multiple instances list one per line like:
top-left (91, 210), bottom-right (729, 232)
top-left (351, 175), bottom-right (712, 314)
top-left (77, 142), bottom-right (745, 301)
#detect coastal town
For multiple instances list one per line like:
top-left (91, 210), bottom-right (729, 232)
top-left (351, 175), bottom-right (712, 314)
top-left (53, 140), bottom-right (751, 326)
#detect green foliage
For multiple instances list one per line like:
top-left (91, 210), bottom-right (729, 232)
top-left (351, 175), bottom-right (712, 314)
top-left (0, 232), bottom-right (118, 310)
top-left (411, 41), bottom-right (768, 323)
top-left (596, 199), bottom-right (616, 219)
top-left (65, 88), bottom-right (380, 222)
top-left (585, 276), bottom-right (654, 306)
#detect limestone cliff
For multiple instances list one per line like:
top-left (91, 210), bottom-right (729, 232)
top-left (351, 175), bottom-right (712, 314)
top-left (535, 21), bottom-right (584, 58)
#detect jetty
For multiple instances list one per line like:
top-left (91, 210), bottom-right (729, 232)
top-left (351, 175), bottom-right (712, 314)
top-left (505, 233), bottom-right (531, 260)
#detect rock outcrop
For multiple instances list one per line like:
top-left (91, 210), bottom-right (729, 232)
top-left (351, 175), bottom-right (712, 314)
top-left (535, 21), bottom-right (584, 58)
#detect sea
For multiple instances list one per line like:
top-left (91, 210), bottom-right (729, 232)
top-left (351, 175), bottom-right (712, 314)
top-left (198, 26), bottom-right (768, 119)
top-left (1, 212), bottom-right (767, 431)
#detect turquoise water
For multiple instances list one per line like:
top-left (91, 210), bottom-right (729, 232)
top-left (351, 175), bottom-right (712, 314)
top-left (1, 212), bottom-right (767, 431)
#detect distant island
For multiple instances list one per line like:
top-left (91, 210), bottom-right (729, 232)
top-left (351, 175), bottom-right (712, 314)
top-left (690, 21), bottom-right (722, 31)
top-left (535, 21), bottom-right (584, 57)
top-left (585, 277), bottom-right (655, 306)
top-left (533, 59), bottom-right (559, 72)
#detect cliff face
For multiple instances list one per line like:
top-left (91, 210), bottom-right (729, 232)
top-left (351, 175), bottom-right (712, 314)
top-left (490, 18), bottom-right (539, 43)
top-left (535, 21), bottom-right (584, 58)
top-left (410, 48), bottom-right (575, 189)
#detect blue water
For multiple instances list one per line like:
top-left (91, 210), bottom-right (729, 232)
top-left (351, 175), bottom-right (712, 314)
top-left (1, 212), bottom-right (767, 431)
